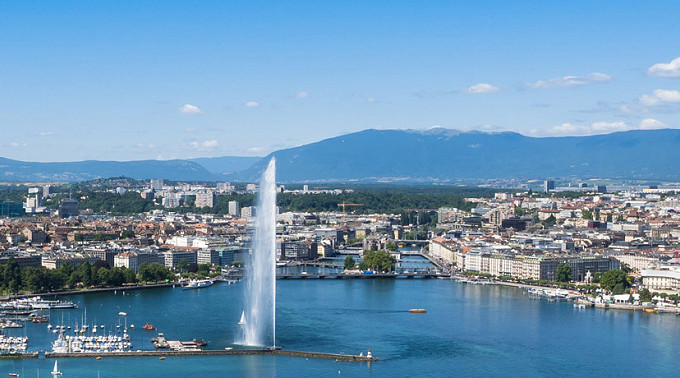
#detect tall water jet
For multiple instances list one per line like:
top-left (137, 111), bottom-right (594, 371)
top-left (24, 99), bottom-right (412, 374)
top-left (242, 157), bottom-right (277, 347)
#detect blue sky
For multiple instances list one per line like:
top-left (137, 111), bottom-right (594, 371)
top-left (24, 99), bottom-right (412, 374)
top-left (1, 1), bottom-right (680, 161)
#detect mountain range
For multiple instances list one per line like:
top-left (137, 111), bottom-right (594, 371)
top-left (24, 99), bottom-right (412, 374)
top-left (238, 128), bottom-right (680, 182)
top-left (2, 128), bottom-right (680, 183)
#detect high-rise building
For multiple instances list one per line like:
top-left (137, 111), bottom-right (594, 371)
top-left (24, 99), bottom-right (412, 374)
top-left (228, 201), bottom-right (240, 217)
top-left (150, 179), bottom-right (164, 191)
top-left (42, 185), bottom-right (51, 200)
top-left (544, 180), bottom-right (555, 193)
top-left (195, 193), bottom-right (215, 208)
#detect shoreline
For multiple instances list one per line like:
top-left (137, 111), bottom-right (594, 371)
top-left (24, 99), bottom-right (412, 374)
top-left (1, 282), bottom-right (180, 301)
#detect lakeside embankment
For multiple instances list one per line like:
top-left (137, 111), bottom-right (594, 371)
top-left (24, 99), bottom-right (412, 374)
top-left (0, 350), bottom-right (375, 362)
top-left (1, 282), bottom-right (179, 301)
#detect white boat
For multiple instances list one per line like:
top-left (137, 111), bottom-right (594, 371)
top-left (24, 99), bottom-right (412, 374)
top-left (182, 279), bottom-right (213, 290)
top-left (51, 360), bottom-right (63, 376)
top-left (238, 311), bottom-right (246, 325)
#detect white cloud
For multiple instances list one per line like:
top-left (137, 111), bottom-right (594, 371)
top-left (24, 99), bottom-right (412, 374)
top-left (462, 83), bottom-right (500, 94)
top-left (535, 118), bottom-right (672, 136)
top-left (590, 121), bottom-right (629, 132)
top-left (9, 142), bottom-right (27, 147)
top-left (39, 131), bottom-right (54, 137)
top-left (648, 57), bottom-right (680, 78)
top-left (523, 72), bottom-right (612, 89)
top-left (245, 101), bottom-right (260, 108)
top-left (191, 140), bottom-right (219, 150)
top-left (246, 146), bottom-right (265, 154)
top-left (296, 91), bottom-right (309, 99)
top-left (587, 72), bottom-right (612, 82)
top-left (639, 89), bottom-right (680, 106)
top-left (366, 97), bottom-right (377, 103)
top-left (639, 118), bottom-right (668, 129)
top-left (179, 104), bottom-right (203, 114)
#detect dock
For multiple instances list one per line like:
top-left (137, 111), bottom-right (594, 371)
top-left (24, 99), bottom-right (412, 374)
top-left (43, 349), bottom-right (376, 362)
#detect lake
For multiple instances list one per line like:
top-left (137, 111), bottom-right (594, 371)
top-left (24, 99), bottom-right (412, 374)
top-left (2, 279), bottom-right (679, 377)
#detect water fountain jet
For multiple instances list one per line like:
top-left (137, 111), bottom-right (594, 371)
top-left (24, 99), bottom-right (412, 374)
top-left (240, 157), bottom-right (277, 347)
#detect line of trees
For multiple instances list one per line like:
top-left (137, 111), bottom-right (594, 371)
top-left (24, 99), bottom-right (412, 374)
top-left (0, 258), bottom-right (175, 295)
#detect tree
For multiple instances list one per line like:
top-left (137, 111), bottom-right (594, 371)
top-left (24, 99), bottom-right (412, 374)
top-left (600, 269), bottom-right (630, 292)
top-left (555, 263), bottom-right (572, 283)
top-left (612, 282), bottom-right (625, 295)
top-left (4, 257), bottom-right (22, 293)
top-left (639, 288), bottom-right (652, 302)
top-left (359, 250), bottom-right (396, 272)
top-left (543, 215), bottom-right (557, 227)
top-left (386, 241), bottom-right (397, 251)
top-left (582, 209), bottom-right (593, 220)
top-left (138, 263), bottom-right (152, 283)
top-left (176, 259), bottom-right (189, 273)
top-left (344, 256), bottom-right (356, 270)
top-left (121, 230), bottom-right (135, 239)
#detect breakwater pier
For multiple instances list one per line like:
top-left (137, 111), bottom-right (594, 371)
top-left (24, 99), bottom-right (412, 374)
top-left (41, 349), bottom-right (376, 362)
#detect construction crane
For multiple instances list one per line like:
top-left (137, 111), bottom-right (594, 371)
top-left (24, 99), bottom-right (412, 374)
top-left (337, 201), bottom-right (363, 220)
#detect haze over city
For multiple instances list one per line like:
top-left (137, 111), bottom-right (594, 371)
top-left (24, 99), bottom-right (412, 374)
top-left (2, 1), bottom-right (680, 162)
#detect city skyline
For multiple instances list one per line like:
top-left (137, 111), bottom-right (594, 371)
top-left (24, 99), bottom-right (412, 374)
top-left (2, 1), bottom-right (680, 162)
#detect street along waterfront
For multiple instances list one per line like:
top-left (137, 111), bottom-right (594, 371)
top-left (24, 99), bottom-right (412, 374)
top-left (2, 279), bottom-right (679, 377)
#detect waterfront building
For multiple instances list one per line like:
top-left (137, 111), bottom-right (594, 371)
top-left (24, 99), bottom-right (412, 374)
top-left (0, 254), bottom-right (42, 269)
top-left (642, 266), bottom-right (680, 291)
top-left (163, 248), bottom-right (198, 268)
top-left (114, 252), bottom-right (139, 272)
top-left (197, 249), bottom-right (220, 266)
top-left (429, 238), bottom-right (458, 264)
top-left (137, 250), bottom-right (166, 266)
top-left (85, 248), bottom-right (116, 267)
top-left (278, 241), bottom-right (318, 261)
top-left (614, 253), bottom-right (660, 272)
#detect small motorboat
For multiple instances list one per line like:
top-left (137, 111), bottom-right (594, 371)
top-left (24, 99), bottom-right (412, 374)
top-left (143, 323), bottom-right (156, 331)
top-left (409, 309), bottom-right (427, 313)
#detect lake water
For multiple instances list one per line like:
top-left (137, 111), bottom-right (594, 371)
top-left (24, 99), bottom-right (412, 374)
top-left (2, 279), bottom-right (679, 377)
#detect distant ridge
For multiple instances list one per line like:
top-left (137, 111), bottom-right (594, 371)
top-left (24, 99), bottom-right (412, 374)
top-left (0, 157), bottom-right (214, 182)
top-left (234, 128), bottom-right (680, 182)
top-left (3, 128), bottom-right (680, 183)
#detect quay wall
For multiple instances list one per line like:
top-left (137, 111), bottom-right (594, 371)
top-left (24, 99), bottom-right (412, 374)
top-left (44, 349), bottom-right (374, 362)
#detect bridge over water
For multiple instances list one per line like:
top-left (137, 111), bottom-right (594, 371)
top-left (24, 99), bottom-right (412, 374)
top-left (224, 272), bottom-right (445, 280)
